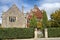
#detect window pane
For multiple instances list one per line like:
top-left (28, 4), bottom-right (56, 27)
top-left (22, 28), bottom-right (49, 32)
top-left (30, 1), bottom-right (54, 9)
top-left (9, 16), bottom-right (16, 22)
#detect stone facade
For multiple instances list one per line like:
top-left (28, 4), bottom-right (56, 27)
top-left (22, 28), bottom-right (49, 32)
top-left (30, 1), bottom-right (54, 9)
top-left (2, 4), bottom-right (26, 28)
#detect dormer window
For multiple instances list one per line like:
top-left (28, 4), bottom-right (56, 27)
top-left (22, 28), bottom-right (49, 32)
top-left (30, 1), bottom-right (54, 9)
top-left (9, 16), bottom-right (16, 22)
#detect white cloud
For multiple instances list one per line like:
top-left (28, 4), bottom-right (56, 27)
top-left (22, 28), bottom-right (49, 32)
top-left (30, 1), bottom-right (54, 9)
top-left (0, 18), bottom-right (2, 24)
top-left (39, 3), bottom-right (60, 19)
top-left (43, 0), bottom-right (60, 3)
top-left (41, 3), bottom-right (60, 8)
top-left (22, 4), bottom-right (33, 13)
top-left (0, 0), bottom-right (13, 3)
top-left (0, 12), bottom-right (2, 24)
top-left (0, 0), bottom-right (20, 4)
top-left (0, 5), bottom-right (9, 23)
top-left (0, 5), bottom-right (9, 12)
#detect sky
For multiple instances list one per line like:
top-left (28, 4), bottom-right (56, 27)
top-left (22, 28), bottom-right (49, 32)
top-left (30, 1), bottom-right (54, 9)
top-left (0, 0), bottom-right (60, 23)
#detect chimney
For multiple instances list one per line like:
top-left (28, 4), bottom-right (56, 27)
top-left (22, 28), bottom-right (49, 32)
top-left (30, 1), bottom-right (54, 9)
top-left (22, 5), bottom-right (24, 14)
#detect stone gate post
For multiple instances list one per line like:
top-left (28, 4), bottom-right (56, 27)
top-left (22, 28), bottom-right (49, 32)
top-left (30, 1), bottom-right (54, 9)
top-left (45, 28), bottom-right (48, 38)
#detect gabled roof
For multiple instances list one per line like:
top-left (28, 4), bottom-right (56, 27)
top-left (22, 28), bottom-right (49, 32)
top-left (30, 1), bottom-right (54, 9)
top-left (33, 7), bottom-right (42, 18)
top-left (7, 4), bottom-right (21, 12)
top-left (2, 4), bottom-right (21, 15)
top-left (27, 5), bottom-right (42, 19)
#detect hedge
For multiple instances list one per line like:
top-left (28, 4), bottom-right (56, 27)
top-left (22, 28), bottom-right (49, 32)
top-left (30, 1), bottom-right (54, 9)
top-left (0, 28), bottom-right (34, 39)
top-left (48, 28), bottom-right (60, 37)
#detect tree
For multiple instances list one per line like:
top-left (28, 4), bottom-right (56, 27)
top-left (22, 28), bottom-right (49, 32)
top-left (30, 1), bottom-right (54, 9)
top-left (30, 14), bottom-right (37, 28)
top-left (42, 10), bottom-right (48, 28)
top-left (37, 21), bottom-right (42, 28)
top-left (47, 20), bottom-right (56, 28)
top-left (50, 9), bottom-right (60, 27)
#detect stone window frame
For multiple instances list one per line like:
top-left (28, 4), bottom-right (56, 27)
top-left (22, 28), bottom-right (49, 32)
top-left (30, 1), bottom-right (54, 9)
top-left (9, 16), bottom-right (16, 22)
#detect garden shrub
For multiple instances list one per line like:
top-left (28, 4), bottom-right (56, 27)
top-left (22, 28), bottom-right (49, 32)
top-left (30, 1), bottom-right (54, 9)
top-left (0, 28), bottom-right (34, 39)
top-left (48, 28), bottom-right (60, 37)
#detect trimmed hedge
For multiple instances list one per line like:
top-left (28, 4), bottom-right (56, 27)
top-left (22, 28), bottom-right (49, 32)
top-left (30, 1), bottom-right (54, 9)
top-left (0, 28), bottom-right (34, 39)
top-left (48, 28), bottom-right (60, 37)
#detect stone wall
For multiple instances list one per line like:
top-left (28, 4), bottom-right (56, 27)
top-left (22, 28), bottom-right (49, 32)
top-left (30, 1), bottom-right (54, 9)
top-left (2, 4), bottom-right (26, 28)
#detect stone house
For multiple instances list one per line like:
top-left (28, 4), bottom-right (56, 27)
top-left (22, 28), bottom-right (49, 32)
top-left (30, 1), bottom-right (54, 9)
top-left (2, 4), bottom-right (26, 28)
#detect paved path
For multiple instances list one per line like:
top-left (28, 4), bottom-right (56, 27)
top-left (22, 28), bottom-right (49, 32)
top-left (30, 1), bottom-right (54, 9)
top-left (13, 39), bottom-right (34, 40)
top-left (13, 38), bottom-right (60, 40)
top-left (38, 38), bottom-right (60, 40)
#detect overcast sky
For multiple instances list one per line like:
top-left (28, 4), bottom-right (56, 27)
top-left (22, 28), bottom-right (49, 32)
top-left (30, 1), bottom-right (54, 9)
top-left (0, 0), bottom-right (60, 23)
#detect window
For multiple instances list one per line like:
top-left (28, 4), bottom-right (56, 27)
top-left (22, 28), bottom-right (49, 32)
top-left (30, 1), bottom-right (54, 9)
top-left (9, 16), bottom-right (16, 22)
